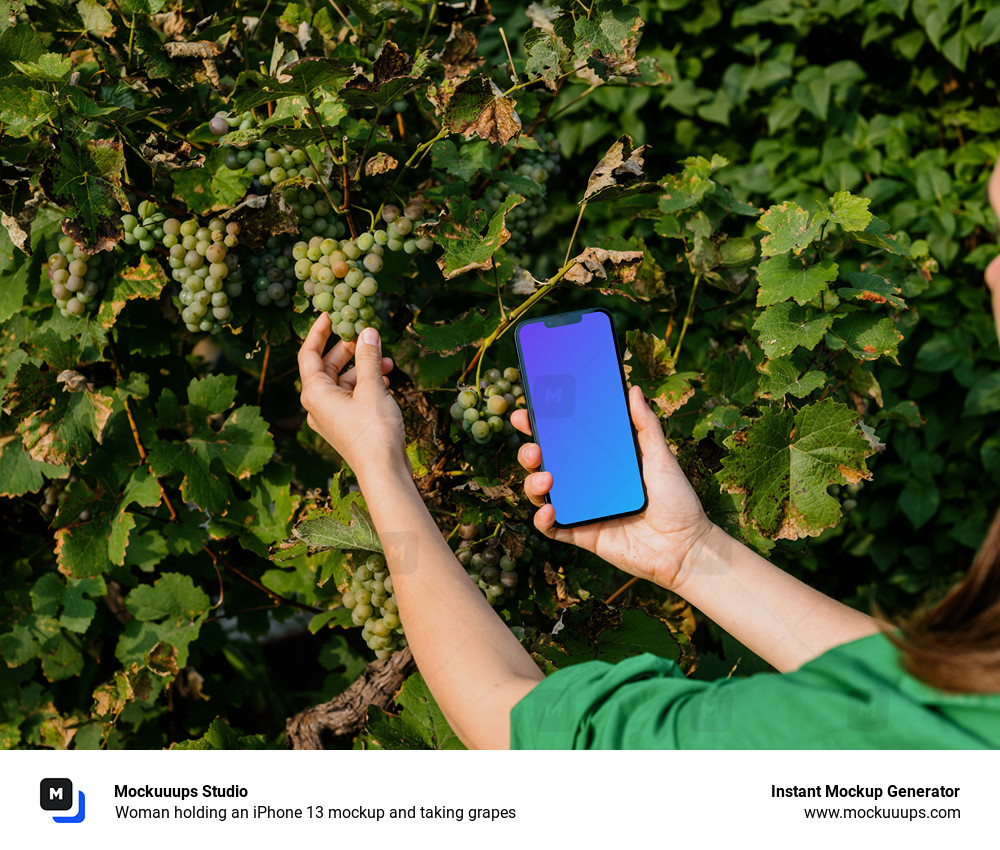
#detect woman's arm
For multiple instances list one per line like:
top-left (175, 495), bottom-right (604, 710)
top-left (512, 388), bottom-right (877, 673)
top-left (298, 317), bottom-right (541, 749)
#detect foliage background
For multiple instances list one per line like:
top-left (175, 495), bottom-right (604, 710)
top-left (0, 0), bottom-right (997, 748)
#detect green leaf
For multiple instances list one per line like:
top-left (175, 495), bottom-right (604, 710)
top-left (170, 717), bottom-right (274, 750)
top-left (964, 373), bottom-right (1000, 416)
top-left (361, 672), bottom-right (464, 750)
top-left (232, 61), bottom-right (355, 112)
top-left (117, 573), bottom-right (210, 667)
top-left (11, 51), bottom-right (70, 80)
top-left (0, 23), bottom-right (42, 72)
top-left (524, 27), bottom-right (568, 89)
top-left (171, 147), bottom-right (254, 215)
top-left (899, 480), bottom-right (939, 529)
top-left (756, 255), bottom-right (838, 307)
top-left (423, 194), bottom-right (523, 279)
top-left (717, 399), bottom-right (875, 539)
top-left (756, 201), bottom-right (827, 257)
top-left (837, 271), bottom-right (907, 309)
top-left (430, 139), bottom-right (500, 182)
top-left (850, 216), bottom-right (911, 256)
top-left (410, 306), bottom-right (499, 356)
top-left (32, 574), bottom-right (106, 634)
top-left (43, 139), bottom-right (126, 249)
top-left (77, 0), bottom-right (115, 36)
top-left (828, 190), bottom-right (873, 232)
top-left (657, 153), bottom-right (729, 215)
top-left (0, 434), bottom-right (67, 497)
top-left (293, 501), bottom-right (382, 553)
top-left (831, 313), bottom-right (903, 363)
top-left (756, 354), bottom-right (827, 400)
top-left (95, 254), bottom-right (168, 329)
top-left (118, 0), bottom-right (167, 13)
top-left (753, 303), bottom-right (835, 358)
top-left (0, 85), bottom-right (53, 136)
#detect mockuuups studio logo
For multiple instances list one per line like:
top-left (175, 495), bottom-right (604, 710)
top-left (40, 778), bottom-right (86, 823)
top-left (534, 374), bottom-right (575, 418)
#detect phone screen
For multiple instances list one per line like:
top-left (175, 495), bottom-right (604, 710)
top-left (515, 309), bottom-right (646, 527)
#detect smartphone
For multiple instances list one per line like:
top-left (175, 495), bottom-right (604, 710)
top-left (514, 308), bottom-right (647, 527)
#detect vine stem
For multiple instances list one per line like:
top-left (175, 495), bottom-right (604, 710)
top-left (460, 261), bottom-right (576, 385)
top-left (257, 344), bottom-right (271, 406)
top-left (671, 272), bottom-right (702, 364)
top-left (391, 127), bottom-right (448, 193)
top-left (107, 338), bottom-right (180, 522)
top-left (605, 576), bottom-right (639, 605)
top-left (563, 202), bottom-right (587, 268)
top-left (327, 0), bottom-right (357, 35)
top-left (202, 546), bottom-right (324, 615)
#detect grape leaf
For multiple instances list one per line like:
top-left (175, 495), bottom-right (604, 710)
top-left (0, 434), bottom-right (67, 497)
top-left (756, 201), bottom-right (828, 257)
top-left (208, 464), bottom-right (299, 556)
top-left (657, 154), bottom-right (730, 215)
top-left (623, 329), bottom-right (696, 415)
top-left (54, 465), bottom-right (163, 577)
top-left (564, 246), bottom-right (646, 300)
top-left (96, 254), bottom-right (169, 329)
top-left (851, 216), bottom-right (911, 256)
top-left (0, 85), bottom-right (53, 135)
top-left (756, 255), bottom-right (838, 307)
top-left (572, 3), bottom-right (643, 78)
top-left (831, 313), bottom-right (903, 363)
top-left (717, 399), bottom-right (874, 539)
top-left (756, 354), bottom-right (827, 400)
top-left (31, 574), bottom-right (106, 633)
top-left (360, 671), bottom-right (464, 750)
top-left (524, 27), bottom-right (568, 89)
top-left (837, 271), bottom-right (906, 309)
top-left (77, 0), bottom-right (115, 36)
top-left (410, 306), bottom-right (499, 355)
top-left (430, 139), bottom-right (500, 182)
top-left (828, 190), bottom-right (873, 232)
top-left (41, 139), bottom-right (126, 251)
top-left (171, 147), bottom-right (254, 215)
top-left (3, 362), bottom-right (115, 466)
top-left (420, 194), bottom-right (523, 279)
top-left (965, 373), bottom-right (1000, 416)
top-left (442, 75), bottom-right (521, 146)
top-left (117, 572), bottom-right (210, 667)
top-left (293, 501), bottom-right (382, 553)
top-left (582, 135), bottom-right (656, 205)
top-left (12, 51), bottom-right (71, 80)
top-left (170, 718), bottom-right (274, 750)
top-left (753, 303), bottom-right (834, 358)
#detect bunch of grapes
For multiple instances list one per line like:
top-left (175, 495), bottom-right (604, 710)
top-left (282, 186), bottom-right (347, 242)
top-left (341, 552), bottom-right (405, 659)
top-left (121, 199), bottom-right (166, 252)
top-left (160, 215), bottom-right (243, 333)
top-left (454, 525), bottom-right (545, 608)
top-left (46, 236), bottom-right (106, 318)
top-left (294, 201), bottom-right (432, 341)
top-left (450, 367), bottom-right (525, 449)
top-left (242, 236), bottom-right (297, 307)
top-left (483, 133), bottom-right (562, 257)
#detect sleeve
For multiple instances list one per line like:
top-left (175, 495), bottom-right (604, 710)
top-left (509, 639), bottom-right (963, 749)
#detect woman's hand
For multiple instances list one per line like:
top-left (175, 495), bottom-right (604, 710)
top-left (512, 385), bottom-right (715, 591)
top-left (297, 314), bottom-right (405, 477)
top-left (987, 154), bottom-right (1000, 346)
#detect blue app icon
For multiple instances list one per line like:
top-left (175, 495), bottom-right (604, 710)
top-left (40, 779), bottom-right (86, 823)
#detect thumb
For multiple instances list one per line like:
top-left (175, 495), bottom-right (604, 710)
top-left (355, 326), bottom-right (386, 393)
top-left (628, 385), bottom-right (672, 464)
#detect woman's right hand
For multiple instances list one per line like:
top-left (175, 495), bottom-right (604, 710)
top-left (512, 384), bottom-right (716, 592)
top-left (986, 154), bottom-right (1000, 346)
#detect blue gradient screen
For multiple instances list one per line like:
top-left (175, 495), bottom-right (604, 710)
top-left (516, 310), bottom-right (646, 526)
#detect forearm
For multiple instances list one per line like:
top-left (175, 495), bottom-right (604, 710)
top-left (674, 524), bottom-right (878, 672)
top-left (357, 462), bottom-right (543, 749)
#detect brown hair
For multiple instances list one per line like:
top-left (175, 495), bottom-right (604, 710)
top-left (882, 507), bottom-right (1000, 693)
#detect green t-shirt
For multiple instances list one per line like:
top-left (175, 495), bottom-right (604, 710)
top-left (510, 633), bottom-right (1000, 749)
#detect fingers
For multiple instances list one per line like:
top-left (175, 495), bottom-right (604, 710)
top-left (354, 326), bottom-right (386, 394)
top-left (297, 312), bottom-right (332, 381)
top-left (523, 470), bottom-right (552, 508)
top-left (531, 503), bottom-right (576, 547)
top-left (986, 255), bottom-right (1000, 345)
top-left (510, 408), bottom-right (532, 436)
top-left (339, 358), bottom-right (394, 391)
top-left (989, 155), bottom-right (1000, 223)
top-left (516, 441), bottom-right (542, 472)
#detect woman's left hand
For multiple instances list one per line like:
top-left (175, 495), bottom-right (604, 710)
top-left (987, 154), bottom-right (1000, 345)
top-left (297, 314), bottom-right (405, 477)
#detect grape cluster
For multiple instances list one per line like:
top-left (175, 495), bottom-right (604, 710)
top-left (483, 133), bottom-right (562, 256)
top-left (161, 215), bottom-right (243, 333)
top-left (341, 552), bottom-right (405, 659)
top-left (283, 186), bottom-right (347, 242)
top-left (121, 199), bottom-right (166, 252)
top-left (454, 525), bottom-right (546, 609)
top-left (450, 367), bottom-right (525, 449)
top-left (830, 481), bottom-right (864, 514)
top-left (243, 236), bottom-right (297, 307)
top-left (46, 236), bottom-right (106, 318)
top-left (294, 201), bottom-right (432, 341)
